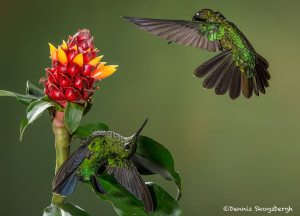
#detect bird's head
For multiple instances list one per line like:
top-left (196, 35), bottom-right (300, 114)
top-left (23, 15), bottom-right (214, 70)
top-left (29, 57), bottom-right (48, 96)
top-left (192, 9), bottom-right (226, 23)
top-left (123, 118), bottom-right (148, 158)
top-left (107, 118), bottom-right (148, 159)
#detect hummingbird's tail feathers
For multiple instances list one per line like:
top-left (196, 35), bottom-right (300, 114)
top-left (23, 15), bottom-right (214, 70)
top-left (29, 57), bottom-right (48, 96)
top-left (193, 50), bottom-right (231, 78)
top-left (254, 70), bottom-right (266, 94)
top-left (122, 17), bottom-right (221, 52)
top-left (256, 55), bottom-right (270, 85)
top-left (215, 62), bottom-right (235, 95)
top-left (202, 55), bottom-right (233, 89)
top-left (91, 175), bottom-right (106, 194)
top-left (106, 161), bottom-right (154, 214)
top-left (53, 170), bottom-right (78, 197)
top-left (241, 72), bottom-right (254, 98)
top-left (52, 144), bottom-right (91, 188)
top-left (229, 67), bottom-right (242, 99)
top-left (257, 54), bottom-right (270, 71)
top-left (248, 54), bottom-right (270, 97)
top-left (236, 54), bottom-right (270, 99)
top-left (194, 50), bottom-right (270, 99)
top-left (252, 77), bottom-right (259, 96)
top-left (255, 63), bottom-right (270, 94)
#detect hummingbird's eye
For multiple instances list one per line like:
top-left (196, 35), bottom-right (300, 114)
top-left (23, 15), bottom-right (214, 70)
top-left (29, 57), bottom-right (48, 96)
top-left (125, 143), bottom-right (131, 151)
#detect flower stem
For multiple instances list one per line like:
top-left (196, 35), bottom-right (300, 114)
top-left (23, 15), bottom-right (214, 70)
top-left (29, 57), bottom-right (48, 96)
top-left (51, 111), bottom-right (71, 206)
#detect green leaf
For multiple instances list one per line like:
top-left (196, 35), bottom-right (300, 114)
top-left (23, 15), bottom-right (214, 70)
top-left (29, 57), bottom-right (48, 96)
top-left (83, 102), bottom-right (93, 116)
top-left (26, 80), bottom-right (45, 98)
top-left (64, 102), bottom-right (84, 134)
top-left (20, 97), bottom-right (62, 141)
top-left (0, 90), bottom-right (37, 105)
top-left (19, 118), bottom-right (29, 142)
top-left (87, 174), bottom-right (183, 216)
top-left (43, 203), bottom-right (90, 216)
top-left (72, 122), bottom-right (109, 138)
top-left (132, 136), bottom-right (182, 200)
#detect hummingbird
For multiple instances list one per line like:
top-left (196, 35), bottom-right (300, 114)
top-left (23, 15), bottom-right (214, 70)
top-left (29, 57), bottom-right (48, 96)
top-left (52, 119), bottom-right (153, 214)
top-left (123, 9), bottom-right (270, 99)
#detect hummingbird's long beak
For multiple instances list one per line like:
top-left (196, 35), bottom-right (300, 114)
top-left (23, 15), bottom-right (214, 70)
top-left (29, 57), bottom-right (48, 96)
top-left (132, 118), bottom-right (148, 138)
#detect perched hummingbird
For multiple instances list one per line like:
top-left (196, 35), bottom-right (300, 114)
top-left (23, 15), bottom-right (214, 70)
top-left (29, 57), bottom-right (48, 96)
top-left (123, 9), bottom-right (270, 99)
top-left (52, 119), bottom-right (153, 214)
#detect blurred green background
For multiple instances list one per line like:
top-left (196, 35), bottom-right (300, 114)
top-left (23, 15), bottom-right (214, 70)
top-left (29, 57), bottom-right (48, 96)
top-left (0, 0), bottom-right (299, 215)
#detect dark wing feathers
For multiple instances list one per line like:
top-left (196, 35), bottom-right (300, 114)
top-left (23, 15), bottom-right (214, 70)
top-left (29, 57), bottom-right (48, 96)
top-left (52, 171), bottom-right (78, 197)
top-left (252, 77), bottom-right (259, 96)
top-left (194, 50), bottom-right (270, 99)
top-left (202, 55), bottom-right (232, 89)
top-left (241, 72), bottom-right (253, 98)
top-left (106, 160), bottom-right (154, 214)
top-left (123, 17), bottom-right (221, 52)
top-left (123, 16), bottom-right (270, 99)
top-left (52, 144), bottom-right (91, 188)
top-left (229, 66), bottom-right (242, 99)
top-left (194, 50), bottom-right (232, 78)
top-left (215, 62), bottom-right (235, 95)
top-left (91, 175), bottom-right (106, 194)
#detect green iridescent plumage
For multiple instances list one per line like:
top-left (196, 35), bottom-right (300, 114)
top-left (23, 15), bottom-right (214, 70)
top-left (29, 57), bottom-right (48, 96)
top-left (52, 119), bottom-right (153, 214)
top-left (123, 9), bottom-right (271, 99)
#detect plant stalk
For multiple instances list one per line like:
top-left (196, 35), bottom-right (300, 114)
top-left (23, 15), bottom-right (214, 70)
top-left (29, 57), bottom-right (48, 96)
top-left (51, 111), bottom-right (71, 206)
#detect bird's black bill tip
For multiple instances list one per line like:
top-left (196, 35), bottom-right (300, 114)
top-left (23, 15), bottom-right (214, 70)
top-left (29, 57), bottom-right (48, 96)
top-left (133, 118), bottom-right (149, 138)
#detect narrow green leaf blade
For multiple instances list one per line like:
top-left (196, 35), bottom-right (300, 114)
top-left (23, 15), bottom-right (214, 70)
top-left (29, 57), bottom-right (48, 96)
top-left (64, 102), bottom-right (84, 134)
top-left (0, 90), bottom-right (37, 105)
top-left (132, 136), bottom-right (182, 200)
top-left (20, 118), bottom-right (29, 141)
top-left (26, 80), bottom-right (45, 98)
top-left (43, 203), bottom-right (90, 216)
top-left (72, 122), bottom-right (109, 138)
top-left (20, 97), bottom-right (62, 141)
top-left (87, 174), bottom-right (183, 216)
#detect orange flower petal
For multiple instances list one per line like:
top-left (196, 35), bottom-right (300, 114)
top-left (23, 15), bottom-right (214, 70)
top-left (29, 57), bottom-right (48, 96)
top-left (58, 47), bottom-right (68, 64)
top-left (62, 40), bottom-right (68, 50)
top-left (71, 45), bottom-right (78, 51)
top-left (91, 65), bottom-right (118, 80)
top-left (73, 53), bottom-right (84, 67)
top-left (88, 55), bottom-right (103, 66)
top-left (97, 62), bottom-right (106, 68)
top-left (49, 43), bottom-right (58, 61)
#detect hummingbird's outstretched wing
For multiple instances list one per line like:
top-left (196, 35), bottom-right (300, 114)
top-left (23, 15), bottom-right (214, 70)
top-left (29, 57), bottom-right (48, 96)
top-left (106, 160), bottom-right (154, 214)
top-left (52, 144), bottom-right (91, 196)
top-left (52, 170), bottom-right (78, 196)
top-left (123, 17), bottom-right (221, 52)
top-left (52, 144), bottom-right (91, 188)
top-left (194, 50), bottom-right (270, 99)
top-left (52, 143), bottom-right (107, 196)
top-left (53, 131), bottom-right (108, 189)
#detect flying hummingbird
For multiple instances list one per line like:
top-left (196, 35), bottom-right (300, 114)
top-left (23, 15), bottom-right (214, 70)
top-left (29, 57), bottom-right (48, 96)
top-left (52, 119), bottom-right (153, 214)
top-left (123, 9), bottom-right (270, 99)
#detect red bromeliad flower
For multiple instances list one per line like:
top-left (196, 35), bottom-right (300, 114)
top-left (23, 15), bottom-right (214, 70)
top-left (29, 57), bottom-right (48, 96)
top-left (40, 29), bottom-right (117, 104)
